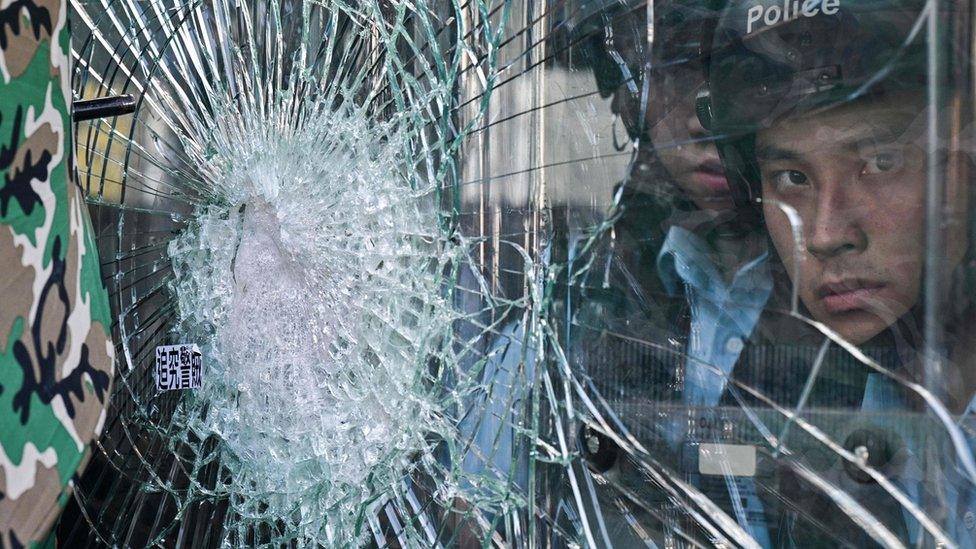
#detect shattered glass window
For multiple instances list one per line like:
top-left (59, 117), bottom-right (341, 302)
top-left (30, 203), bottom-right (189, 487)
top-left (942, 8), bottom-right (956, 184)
top-left (55, 0), bottom-right (976, 546)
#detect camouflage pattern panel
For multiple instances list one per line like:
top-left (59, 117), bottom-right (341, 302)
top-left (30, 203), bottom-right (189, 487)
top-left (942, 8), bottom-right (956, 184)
top-left (0, 0), bottom-right (115, 546)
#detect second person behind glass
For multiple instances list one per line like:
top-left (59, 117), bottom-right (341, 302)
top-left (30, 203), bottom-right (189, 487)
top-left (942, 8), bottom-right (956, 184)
top-left (559, 0), bottom-right (777, 545)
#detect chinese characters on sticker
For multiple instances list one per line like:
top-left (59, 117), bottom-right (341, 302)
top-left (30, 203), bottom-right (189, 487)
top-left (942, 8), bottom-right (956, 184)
top-left (154, 344), bottom-right (202, 391)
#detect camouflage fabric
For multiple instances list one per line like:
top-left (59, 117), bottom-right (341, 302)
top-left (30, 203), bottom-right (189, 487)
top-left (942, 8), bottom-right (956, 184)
top-left (0, 0), bottom-right (114, 545)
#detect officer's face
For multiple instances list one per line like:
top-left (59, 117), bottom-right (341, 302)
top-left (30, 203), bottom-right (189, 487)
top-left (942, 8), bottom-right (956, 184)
top-left (612, 59), bottom-right (735, 211)
top-left (757, 95), bottom-right (928, 344)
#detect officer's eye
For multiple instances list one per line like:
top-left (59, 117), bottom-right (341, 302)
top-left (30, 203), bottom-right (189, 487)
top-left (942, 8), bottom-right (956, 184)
top-left (862, 150), bottom-right (904, 175)
top-left (770, 169), bottom-right (809, 192)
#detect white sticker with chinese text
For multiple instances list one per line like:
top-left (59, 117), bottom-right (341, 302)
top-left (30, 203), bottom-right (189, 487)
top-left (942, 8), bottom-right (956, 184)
top-left (154, 344), bottom-right (202, 391)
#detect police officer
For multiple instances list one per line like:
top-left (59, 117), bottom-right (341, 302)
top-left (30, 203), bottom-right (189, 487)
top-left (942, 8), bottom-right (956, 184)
top-left (556, 1), bottom-right (784, 546)
top-left (700, 0), bottom-right (976, 545)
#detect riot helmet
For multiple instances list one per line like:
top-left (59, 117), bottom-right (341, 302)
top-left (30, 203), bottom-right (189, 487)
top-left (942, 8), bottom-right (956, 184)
top-left (699, 0), bottom-right (929, 207)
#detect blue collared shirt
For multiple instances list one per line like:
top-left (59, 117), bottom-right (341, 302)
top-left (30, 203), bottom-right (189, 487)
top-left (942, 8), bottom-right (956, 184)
top-left (460, 227), bottom-right (776, 545)
top-left (861, 374), bottom-right (976, 546)
top-left (657, 225), bottom-right (773, 546)
top-left (656, 226), bottom-right (773, 407)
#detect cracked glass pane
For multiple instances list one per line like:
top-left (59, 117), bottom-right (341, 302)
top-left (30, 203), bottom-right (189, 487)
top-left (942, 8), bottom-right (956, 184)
top-left (55, 0), bottom-right (976, 546)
